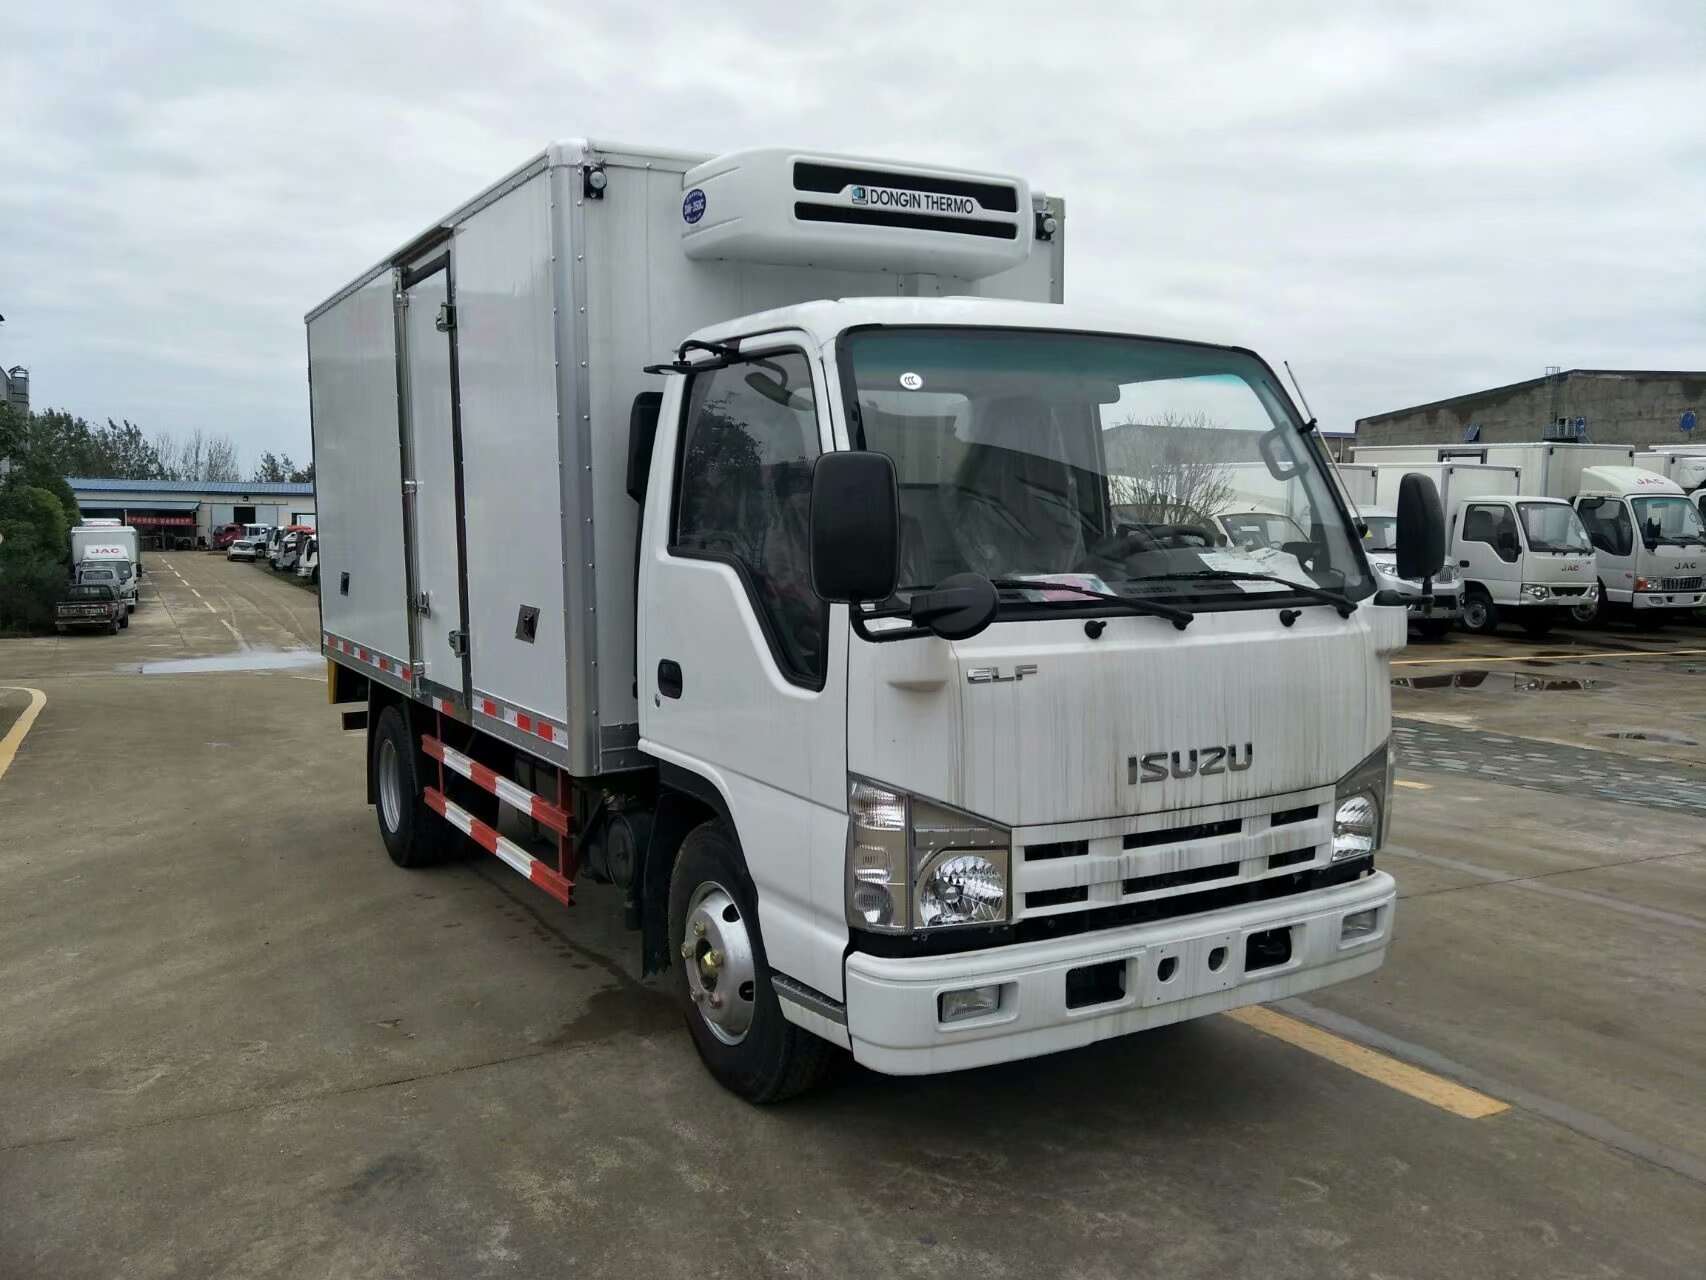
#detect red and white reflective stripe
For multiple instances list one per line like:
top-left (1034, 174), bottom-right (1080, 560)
top-left (472, 690), bottom-right (567, 746)
top-left (323, 632), bottom-right (406, 678)
top-left (425, 787), bottom-right (572, 905)
top-left (428, 694), bottom-right (460, 719)
top-left (420, 735), bottom-right (570, 837)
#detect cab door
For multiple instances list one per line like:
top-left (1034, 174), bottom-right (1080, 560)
top-left (637, 336), bottom-right (849, 993)
top-left (1458, 502), bottom-right (1521, 604)
top-left (396, 251), bottom-right (470, 703)
top-left (1575, 496), bottom-right (1636, 604)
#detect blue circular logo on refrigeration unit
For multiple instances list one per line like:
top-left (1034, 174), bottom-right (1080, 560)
top-left (682, 188), bottom-right (707, 225)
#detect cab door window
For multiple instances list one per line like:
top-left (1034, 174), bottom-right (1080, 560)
top-left (672, 351), bottom-right (827, 687)
top-left (1576, 497), bottom-right (1632, 556)
top-left (1462, 503), bottom-right (1521, 563)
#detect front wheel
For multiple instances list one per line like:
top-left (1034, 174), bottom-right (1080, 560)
top-left (1460, 591), bottom-right (1499, 635)
top-left (371, 705), bottom-right (454, 868)
top-left (1571, 583), bottom-right (1604, 627)
top-left (668, 822), bottom-right (838, 1103)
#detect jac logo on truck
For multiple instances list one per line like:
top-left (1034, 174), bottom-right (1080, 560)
top-left (1130, 744), bottom-right (1254, 784)
top-left (849, 184), bottom-right (979, 217)
top-left (967, 664), bottom-right (1037, 684)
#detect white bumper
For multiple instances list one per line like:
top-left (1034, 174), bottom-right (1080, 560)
top-left (843, 871), bottom-right (1396, 1075)
top-left (1631, 590), bottom-right (1706, 610)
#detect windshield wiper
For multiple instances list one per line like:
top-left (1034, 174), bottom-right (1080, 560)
top-left (986, 578), bottom-right (1194, 631)
top-left (1123, 570), bottom-right (1357, 618)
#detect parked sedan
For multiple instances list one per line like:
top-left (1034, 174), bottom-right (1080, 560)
top-left (227, 536), bottom-right (265, 562)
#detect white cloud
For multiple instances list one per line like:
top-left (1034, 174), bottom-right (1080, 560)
top-left (1, 0), bottom-right (1701, 467)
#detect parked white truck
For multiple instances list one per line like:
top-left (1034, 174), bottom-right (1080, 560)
top-left (308, 141), bottom-right (1443, 1101)
top-left (71, 523), bottom-right (140, 576)
top-left (1634, 448), bottom-right (1706, 519)
top-left (1358, 442), bottom-right (1702, 624)
top-left (1366, 462), bottom-right (1595, 636)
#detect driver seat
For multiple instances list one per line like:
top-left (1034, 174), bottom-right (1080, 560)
top-left (946, 396), bottom-right (1084, 578)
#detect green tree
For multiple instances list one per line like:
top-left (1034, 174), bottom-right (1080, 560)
top-left (0, 477), bottom-right (74, 634)
top-left (252, 451), bottom-right (287, 483)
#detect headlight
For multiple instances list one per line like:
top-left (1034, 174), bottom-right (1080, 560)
top-left (1332, 743), bottom-right (1389, 862)
top-left (1520, 584), bottom-right (1551, 601)
top-left (845, 780), bottom-right (1010, 931)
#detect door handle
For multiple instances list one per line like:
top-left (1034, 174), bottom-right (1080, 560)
top-left (1458, 559), bottom-right (1471, 567)
top-left (658, 659), bottom-right (683, 699)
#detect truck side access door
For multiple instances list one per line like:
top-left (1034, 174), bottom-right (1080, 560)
top-left (397, 250), bottom-right (471, 704)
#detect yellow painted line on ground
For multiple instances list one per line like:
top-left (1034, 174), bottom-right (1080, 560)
top-left (1394, 648), bottom-right (1706, 666)
top-left (0, 687), bottom-right (48, 786)
top-left (1226, 1006), bottom-right (1509, 1119)
top-left (1394, 779), bottom-right (1432, 791)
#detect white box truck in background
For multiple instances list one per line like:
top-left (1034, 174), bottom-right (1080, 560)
top-left (1634, 449), bottom-right (1706, 501)
top-left (71, 523), bottom-right (140, 576)
top-left (1359, 443), bottom-right (1701, 624)
top-left (309, 140), bottom-right (1441, 1101)
top-left (1366, 463), bottom-right (1595, 636)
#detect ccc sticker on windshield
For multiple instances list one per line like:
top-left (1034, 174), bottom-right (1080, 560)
top-left (899, 371), bottom-right (924, 390)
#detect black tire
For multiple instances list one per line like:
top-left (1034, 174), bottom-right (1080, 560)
top-left (109, 618), bottom-right (121, 635)
top-left (371, 705), bottom-right (454, 868)
top-left (119, 613), bottom-right (130, 630)
top-left (668, 821), bottom-right (838, 1103)
top-left (1415, 619), bottom-right (1453, 641)
top-left (1571, 582), bottom-right (1604, 627)
top-left (1460, 590), bottom-right (1499, 635)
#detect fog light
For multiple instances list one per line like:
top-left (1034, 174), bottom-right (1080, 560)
top-left (939, 985), bottom-right (1001, 1023)
top-left (1341, 908), bottom-right (1380, 941)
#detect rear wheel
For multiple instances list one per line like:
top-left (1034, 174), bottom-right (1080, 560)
top-left (668, 821), bottom-right (838, 1103)
top-left (372, 705), bottom-right (454, 868)
top-left (119, 613), bottom-right (130, 630)
top-left (109, 617), bottom-right (121, 635)
top-left (1460, 590), bottom-right (1498, 635)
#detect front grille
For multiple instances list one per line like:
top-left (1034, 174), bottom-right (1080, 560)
top-left (1659, 576), bottom-right (1704, 592)
top-left (793, 202), bottom-right (1018, 240)
top-left (1013, 794), bottom-right (1334, 925)
top-left (1549, 585), bottom-right (1587, 598)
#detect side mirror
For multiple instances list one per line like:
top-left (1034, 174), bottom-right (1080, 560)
top-left (1395, 472), bottom-right (1446, 580)
top-left (810, 452), bottom-right (899, 604)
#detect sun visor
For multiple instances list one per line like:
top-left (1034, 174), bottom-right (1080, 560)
top-left (679, 148), bottom-right (1034, 279)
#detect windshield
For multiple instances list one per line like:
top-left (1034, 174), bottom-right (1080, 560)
top-left (1518, 502), bottom-right (1592, 552)
top-left (67, 585), bottom-right (111, 600)
top-left (79, 568), bottom-right (115, 582)
top-left (1631, 496), bottom-right (1706, 545)
top-left (1362, 516), bottom-right (1399, 553)
top-left (843, 328), bottom-right (1370, 609)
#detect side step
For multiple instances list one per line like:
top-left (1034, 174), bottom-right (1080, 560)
top-left (424, 787), bottom-right (574, 906)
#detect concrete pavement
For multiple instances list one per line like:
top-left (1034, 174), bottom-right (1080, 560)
top-left (2, 553), bottom-right (1704, 1278)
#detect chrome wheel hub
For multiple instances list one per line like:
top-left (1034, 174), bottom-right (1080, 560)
top-left (681, 881), bottom-right (757, 1045)
top-left (378, 737), bottom-right (403, 833)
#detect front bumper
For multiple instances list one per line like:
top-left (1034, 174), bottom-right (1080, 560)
top-left (1632, 590), bottom-right (1706, 611)
top-left (843, 870), bottom-right (1396, 1075)
top-left (1404, 591), bottom-right (1460, 621)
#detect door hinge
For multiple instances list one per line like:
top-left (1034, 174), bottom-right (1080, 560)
top-left (413, 590), bottom-right (432, 617)
top-left (435, 302), bottom-right (456, 333)
top-left (448, 629), bottom-right (468, 658)
top-left (402, 478), bottom-right (418, 497)
top-left (395, 288), bottom-right (409, 309)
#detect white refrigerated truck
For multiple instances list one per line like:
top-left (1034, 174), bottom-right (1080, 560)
top-left (309, 140), bottom-right (1441, 1101)
top-left (1367, 463), bottom-right (1596, 635)
top-left (1358, 442), bottom-right (1702, 622)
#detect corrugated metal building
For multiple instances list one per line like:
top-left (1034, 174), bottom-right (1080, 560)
top-left (68, 478), bottom-right (315, 547)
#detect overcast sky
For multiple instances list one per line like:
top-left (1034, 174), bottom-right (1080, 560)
top-left (3, 0), bottom-right (1701, 467)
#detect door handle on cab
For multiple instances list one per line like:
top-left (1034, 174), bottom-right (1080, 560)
top-left (1458, 559), bottom-right (1471, 567)
top-left (658, 659), bottom-right (683, 699)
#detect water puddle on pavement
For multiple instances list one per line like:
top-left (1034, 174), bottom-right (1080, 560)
top-left (1392, 670), bottom-right (1614, 693)
top-left (133, 648), bottom-right (321, 675)
top-left (1595, 728), bottom-right (1699, 746)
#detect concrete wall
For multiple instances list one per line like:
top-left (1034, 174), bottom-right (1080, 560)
top-left (1356, 371), bottom-right (1706, 449)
